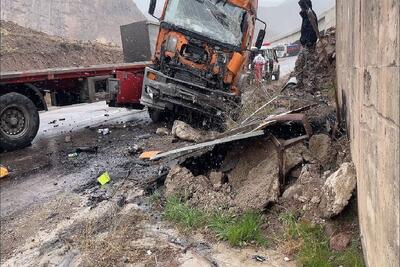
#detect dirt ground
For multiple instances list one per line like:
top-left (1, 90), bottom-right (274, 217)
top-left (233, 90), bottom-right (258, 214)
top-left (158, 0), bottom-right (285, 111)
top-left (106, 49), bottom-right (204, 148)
top-left (0, 112), bottom-right (296, 266)
top-left (0, 20), bottom-right (123, 72)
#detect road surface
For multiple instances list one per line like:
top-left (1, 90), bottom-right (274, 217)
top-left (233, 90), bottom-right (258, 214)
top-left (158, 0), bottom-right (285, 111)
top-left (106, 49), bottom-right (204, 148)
top-left (36, 102), bottom-right (146, 141)
top-left (279, 56), bottom-right (298, 77)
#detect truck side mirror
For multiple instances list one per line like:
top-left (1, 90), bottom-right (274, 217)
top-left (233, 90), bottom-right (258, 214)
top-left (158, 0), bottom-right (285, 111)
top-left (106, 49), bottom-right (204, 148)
top-left (255, 30), bottom-right (266, 49)
top-left (149, 0), bottom-right (157, 17)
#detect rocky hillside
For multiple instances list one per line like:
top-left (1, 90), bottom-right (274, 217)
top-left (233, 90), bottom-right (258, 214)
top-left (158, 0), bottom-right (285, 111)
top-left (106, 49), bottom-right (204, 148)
top-left (0, 0), bottom-right (146, 46)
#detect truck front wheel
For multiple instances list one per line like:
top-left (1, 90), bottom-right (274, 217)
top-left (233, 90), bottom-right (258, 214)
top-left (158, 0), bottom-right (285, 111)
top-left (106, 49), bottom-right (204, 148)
top-left (0, 93), bottom-right (40, 151)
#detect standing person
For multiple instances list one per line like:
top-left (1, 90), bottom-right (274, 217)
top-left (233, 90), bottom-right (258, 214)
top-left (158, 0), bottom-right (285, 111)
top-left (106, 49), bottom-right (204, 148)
top-left (253, 53), bottom-right (266, 84)
top-left (295, 0), bottom-right (319, 91)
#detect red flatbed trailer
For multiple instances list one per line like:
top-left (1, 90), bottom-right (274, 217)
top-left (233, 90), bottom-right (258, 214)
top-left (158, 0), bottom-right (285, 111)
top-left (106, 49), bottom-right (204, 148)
top-left (0, 61), bottom-right (151, 151)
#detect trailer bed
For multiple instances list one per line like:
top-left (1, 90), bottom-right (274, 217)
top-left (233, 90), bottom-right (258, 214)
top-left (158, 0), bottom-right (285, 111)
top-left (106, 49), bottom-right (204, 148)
top-left (0, 62), bottom-right (151, 84)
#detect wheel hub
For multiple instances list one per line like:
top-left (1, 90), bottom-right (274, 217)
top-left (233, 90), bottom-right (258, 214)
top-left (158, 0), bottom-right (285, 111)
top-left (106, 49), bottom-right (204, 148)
top-left (0, 107), bottom-right (26, 136)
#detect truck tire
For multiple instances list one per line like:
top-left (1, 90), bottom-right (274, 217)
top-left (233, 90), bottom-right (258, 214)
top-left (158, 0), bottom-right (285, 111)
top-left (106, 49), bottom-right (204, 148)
top-left (0, 93), bottom-right (40, 151)
top-left (148, 108), bottom-right (165, 123)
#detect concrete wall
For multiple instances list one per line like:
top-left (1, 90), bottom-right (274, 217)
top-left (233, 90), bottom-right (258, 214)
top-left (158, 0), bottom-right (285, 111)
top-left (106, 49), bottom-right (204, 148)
top-left (270, 6), bottom-right (336, 47)
top-left (336, 0), bottom-right (399, 266)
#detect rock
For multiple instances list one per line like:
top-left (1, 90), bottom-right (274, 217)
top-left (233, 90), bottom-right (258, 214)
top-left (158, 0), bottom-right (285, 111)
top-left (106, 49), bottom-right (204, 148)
top-left (310, 196), bottom-right (321, 204)
top-left (329, 232), bottom-right (352, 251)
top-left (156, 127), bottom-right (169, 136)
top-left (171, 120), bottom-right (203, 142)
top-left (209, 171), bottom-right (223, 186)
top-left (319, 163), bottom-right (357, 218)
top-left (64, 135), bottom-right (71, 143)
top-left (309, 134), bottom-right (336, 169)
top-left (282, 184), bottom-right (303, 200)
top-left (298, 164), bottom-right (321, 184)
top-left (284, 143), bottom-right (311, 175)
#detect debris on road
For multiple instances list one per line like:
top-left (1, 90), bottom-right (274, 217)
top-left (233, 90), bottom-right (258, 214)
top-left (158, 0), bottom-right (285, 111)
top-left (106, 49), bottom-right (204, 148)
top-left (68, 152), bottom-right (79, 159)
top-left (0, 166), bottom-right (9, 178)
top-left (97, 128), bottom-right (110, 135)
top-left (156, 127), bottom-right (170, 136)
top-left (139, 151), bottom-right (161, 160)
top-left (171, 120), bottom-right (205, 143)
top-left (97, 171), bottom-right (111, 186)
top-left (75, 146), bottom-right (99, 154)
top-left (65, 135), bottom-right (72, 143)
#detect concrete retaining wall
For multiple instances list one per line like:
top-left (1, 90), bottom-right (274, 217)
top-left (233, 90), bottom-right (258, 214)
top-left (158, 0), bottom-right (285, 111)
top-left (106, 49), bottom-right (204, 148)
top-left (336, 0), bottom-right (399, 266)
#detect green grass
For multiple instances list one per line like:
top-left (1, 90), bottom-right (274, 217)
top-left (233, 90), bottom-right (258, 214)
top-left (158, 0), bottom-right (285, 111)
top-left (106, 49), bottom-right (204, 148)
top-left (209, 212), bottom-right (267, 247)
top-left (279, 212), bottom-right (365, 267)
top-left (164, 197), bottom-right (267, 247)
top-left (149, 190), bottom-right (162, 203)
top-left (164, 196), bottom-right (207, 230)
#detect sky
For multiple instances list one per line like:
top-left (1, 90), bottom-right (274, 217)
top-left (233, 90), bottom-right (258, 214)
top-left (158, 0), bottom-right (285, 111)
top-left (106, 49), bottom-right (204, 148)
top-left (133, 0), bottom-right (285, 14)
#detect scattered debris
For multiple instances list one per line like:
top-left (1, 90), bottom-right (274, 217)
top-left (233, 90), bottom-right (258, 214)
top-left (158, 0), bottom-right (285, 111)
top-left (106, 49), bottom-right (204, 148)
top-left (171, 120), bottom-right (204, 143)
top-left (75, 146), bottom-right (98, 154)
top-left (139, 151), bottom-right (161, 160)
top-left (252, 255), bottom-right (267, 262)
top-left (65, 135), bottom-right (71, 143)
top-left (97, 171), bottom-right (111, 186)
top-left (0, 166), bottom-right (9, 178)
top-left (319, 162), bottom-right (357, 218)
top-left (156, 127), bottom-right (170, 136)
top-left (68, 152), bottom-right (79, 159)
top-left (97, 128), bottom-right (110, 135)
top-left (127, 144), bottom-right (143, 155)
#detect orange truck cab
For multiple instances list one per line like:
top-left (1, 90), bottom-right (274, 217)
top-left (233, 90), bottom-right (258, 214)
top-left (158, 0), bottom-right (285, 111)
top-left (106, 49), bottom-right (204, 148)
top-left (141, 0), bottom-right (266, 122)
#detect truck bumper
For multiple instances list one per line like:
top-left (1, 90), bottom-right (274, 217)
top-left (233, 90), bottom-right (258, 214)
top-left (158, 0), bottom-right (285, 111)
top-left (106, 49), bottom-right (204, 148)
top-left (140, 67), bottom-right (239, 117)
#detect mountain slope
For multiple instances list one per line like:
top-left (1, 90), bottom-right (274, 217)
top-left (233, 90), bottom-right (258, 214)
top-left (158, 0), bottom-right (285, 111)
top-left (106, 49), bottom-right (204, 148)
top-left (0, 0), bottom-right (146, 46)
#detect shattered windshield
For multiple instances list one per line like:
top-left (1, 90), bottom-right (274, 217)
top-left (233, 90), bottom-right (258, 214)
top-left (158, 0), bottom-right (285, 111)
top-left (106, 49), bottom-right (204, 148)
top-left (164, 0), bottom-right (246, 47)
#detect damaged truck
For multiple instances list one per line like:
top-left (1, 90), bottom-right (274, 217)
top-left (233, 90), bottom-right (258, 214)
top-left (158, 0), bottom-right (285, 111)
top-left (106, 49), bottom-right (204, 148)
top-left (141, 0), bottom-right (266, 122)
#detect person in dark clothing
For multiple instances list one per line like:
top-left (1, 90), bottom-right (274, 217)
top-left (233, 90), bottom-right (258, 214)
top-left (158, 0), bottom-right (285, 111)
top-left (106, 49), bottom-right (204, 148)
top-left (294, 0), bottom-right (320, 91)
top-left (299, 0), bottom-right (319, 47)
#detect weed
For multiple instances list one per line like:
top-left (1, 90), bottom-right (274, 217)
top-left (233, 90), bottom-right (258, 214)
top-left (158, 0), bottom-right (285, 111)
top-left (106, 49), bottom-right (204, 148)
top-left (209, 212), bottom-right (267, 247)
top-left (149, 190), bottom-right (162, 203)
top-left (163, 196), bottom-right (206, 230)
top-left (164, 197), bottom-right (267, 247)
top-left (279, 212), bottom-right (365, 267)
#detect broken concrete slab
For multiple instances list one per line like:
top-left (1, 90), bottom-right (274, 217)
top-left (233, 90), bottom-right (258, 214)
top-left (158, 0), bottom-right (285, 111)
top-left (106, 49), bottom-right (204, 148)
top-left (319, 162), bottom-right (357, 218)
top-left (233, 141), bottom-right (280, 211)
top-left (309, 134), bottom-right (336, 169)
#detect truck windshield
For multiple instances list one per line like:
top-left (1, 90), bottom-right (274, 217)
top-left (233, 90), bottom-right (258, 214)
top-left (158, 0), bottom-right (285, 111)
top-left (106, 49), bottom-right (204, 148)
top-left (164, 0), bottom-right (246, 47)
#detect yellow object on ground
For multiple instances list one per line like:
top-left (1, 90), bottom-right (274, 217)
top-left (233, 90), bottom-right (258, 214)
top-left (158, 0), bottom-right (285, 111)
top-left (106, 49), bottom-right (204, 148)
top-left (139, 151), bottom-right (161, 160)
top-left (0, 166), bottom-right (9, 178)
top-left (97, 171), bottom-right (111, 185)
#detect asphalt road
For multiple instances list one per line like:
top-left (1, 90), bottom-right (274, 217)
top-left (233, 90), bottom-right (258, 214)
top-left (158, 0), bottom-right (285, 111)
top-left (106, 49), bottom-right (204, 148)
top-left (279, 56), bottom-right (298, 77)
top-left (36, 102), bottom-right (147, 142)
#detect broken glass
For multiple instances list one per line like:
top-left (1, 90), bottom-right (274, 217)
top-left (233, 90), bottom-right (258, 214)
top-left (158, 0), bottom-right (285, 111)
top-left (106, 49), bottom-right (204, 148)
top-left (164, 0), bottom-right (246, 47)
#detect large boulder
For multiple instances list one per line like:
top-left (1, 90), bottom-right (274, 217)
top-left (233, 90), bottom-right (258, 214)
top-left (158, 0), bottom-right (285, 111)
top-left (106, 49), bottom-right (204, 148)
top-left (319, 163), bottom-right (357, 218)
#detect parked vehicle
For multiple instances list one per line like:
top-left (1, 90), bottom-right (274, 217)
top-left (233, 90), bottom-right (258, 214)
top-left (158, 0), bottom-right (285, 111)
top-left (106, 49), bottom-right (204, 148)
top-left (0, 63), bottom-right (150, 151)
top-left (140, 0), bottom-right (266, 122)
top-left (274, 43), bottom-right (301, 58)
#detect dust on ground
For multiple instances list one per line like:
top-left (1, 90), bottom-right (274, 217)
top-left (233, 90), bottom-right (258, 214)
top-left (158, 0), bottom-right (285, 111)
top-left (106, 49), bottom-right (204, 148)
top-left (0, 20), bottom-right (123, 72)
